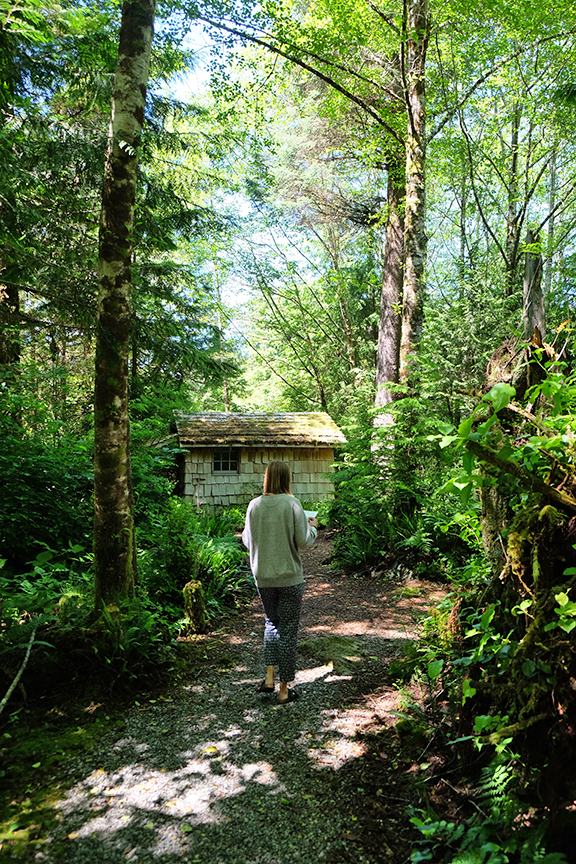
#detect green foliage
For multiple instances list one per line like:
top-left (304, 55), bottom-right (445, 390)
top-left (543, 590), bottom-right (576, 633)
top-left (0, 542), bottom-right (178, 692)
top-left (436, 357), bottom-right (576, 509)
top-left (326, 396), bottom-right (465, 574)
top-left (139, 498), bottom-right (253, 618)
top-left (0, 425), bottom-right (92, 569)
top-left (91, 594), bottom-right (173, 677)
top-left (410, 756), bottom-right (567, 863)
top-left (420, 281), bottom-right (522, 427)
top-left (0, 545), bottom-right (91, 629)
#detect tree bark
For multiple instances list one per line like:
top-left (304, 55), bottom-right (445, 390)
top-left (505, 106), bottom-right (521, 295)
top-left (400, 0), bottom-right (429, 380)
top-left (522, 227), bottom-right (545, 341)
top-left (544, 149), bottom-right (557, 296)
top-left (94, 0), bottom-right (155, 611)
top-left (375, 156), bottom-right (405, 412)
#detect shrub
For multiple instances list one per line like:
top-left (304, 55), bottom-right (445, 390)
top-left (325, 401), bottom-right (465, 574)
top-left (139, 499), bottom-right (253, 618)
top-left (0, 435), bottom-right (93, 570)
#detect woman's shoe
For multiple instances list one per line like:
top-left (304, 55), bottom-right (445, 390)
top-left (257, 680), bottom-right (274, 693)
top-left (278, 689), bottom-right (299, 704)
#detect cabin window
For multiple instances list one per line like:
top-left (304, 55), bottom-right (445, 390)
top-left (213, 447), bottom-right (240, 473)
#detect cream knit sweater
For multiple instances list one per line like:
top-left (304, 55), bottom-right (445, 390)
top-left (241, 494), bottom-right (317, 588)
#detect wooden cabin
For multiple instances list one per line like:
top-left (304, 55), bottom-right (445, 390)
top-left (174, 411), bottom-right (346, 508)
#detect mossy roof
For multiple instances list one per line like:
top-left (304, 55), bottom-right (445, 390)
top-left (174, 411), bottom-right (346, 448)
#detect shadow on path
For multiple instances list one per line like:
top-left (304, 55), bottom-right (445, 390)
top-left (4, 536), bottom-right (447, 863)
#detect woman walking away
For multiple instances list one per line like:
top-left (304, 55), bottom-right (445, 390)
top-left (242, 460), bottom-right (318, 704)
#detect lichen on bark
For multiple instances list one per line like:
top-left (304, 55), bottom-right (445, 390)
top-left (94, 0), bottom-right (156, 612)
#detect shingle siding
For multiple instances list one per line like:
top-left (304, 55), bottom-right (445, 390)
top-left (175, 412), bottom-right (345, 507)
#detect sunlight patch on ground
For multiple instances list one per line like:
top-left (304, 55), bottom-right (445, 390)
top-left (306, 737), bottom-right (367, 769)
top-left (220, 724), bottom-right (246, 738)
top-left (368, 688), bottom-right (403, 723)
top-left (236, 663), bottom-right (335, 690)
top-left (305, 622), bottom-right (417, 640)
top-left (321, 707), bottom-right (377, 738)
top-left (241, 708), bottom-right (263, 723)
top-left (226, 634), bottom-right (255, 645)
top-left (294, 662), bottom-right (335, 684)
top-left (298, 707), bottom-right (373, 770)
top-left (55, 752), bottom-right (286, 855)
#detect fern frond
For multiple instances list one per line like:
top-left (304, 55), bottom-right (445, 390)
top-left (1, 615), bottom-right (54, 650)
top-left (478, 762), bottom-right (515, 818)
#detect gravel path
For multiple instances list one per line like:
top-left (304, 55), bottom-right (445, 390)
top-left (13, 534), bottom-right (445, 864)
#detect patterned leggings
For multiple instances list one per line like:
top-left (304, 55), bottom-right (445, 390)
top-left (257, 583), bottom-right (305, 683)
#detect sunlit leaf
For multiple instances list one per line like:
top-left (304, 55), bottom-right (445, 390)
top-left (484, 382), bottom-right (515, 413)
top-left (427, 659), bottom-right (444, 679)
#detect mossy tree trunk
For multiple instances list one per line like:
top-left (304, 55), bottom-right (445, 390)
top-left (458, 433), bottom-right (576, 806)
top-left (94, 0), bottom-right (155, 611)
top-left (400, 0), bottom-right (429, 381)
top-left (522, 227), bottom-right (544, 341)
top-left (375, 154), bottom-right (405, 416)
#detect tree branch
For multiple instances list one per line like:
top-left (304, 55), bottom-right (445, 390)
top-left (468, 440), bottom-right (576, 514)
top-left (197, 16), bottom-right (406, 146)
top-left (0, 625), bottom-right (37, 718)
top-left (429, 28), bottom-right (576, 142)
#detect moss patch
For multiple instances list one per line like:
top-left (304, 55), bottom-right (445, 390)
top-left (299, 635), bottom-right (365, 673)
top-left (0, 704), bottom-right (124, 858)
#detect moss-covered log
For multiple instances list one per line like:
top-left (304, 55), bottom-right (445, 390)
top-left (183, 581), bottom-right (208, 635)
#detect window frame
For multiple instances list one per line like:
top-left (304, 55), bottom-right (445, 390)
top-left (212, 446), bottom-right (240, 474)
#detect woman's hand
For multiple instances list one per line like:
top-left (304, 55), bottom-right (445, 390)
top-left (308, 517), bottom-right (319, 528)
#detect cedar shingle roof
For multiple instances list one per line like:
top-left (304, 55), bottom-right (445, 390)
top-left (175, 411), bottom-right (346, 447)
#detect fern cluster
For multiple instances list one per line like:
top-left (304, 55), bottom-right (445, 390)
top-left (411, 759), bottom-right (567, 864)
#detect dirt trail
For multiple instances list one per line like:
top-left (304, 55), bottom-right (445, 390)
top-left (225, 531), bottom-right (446, 731)
top-left (4, 533), bottom-right (447, 864)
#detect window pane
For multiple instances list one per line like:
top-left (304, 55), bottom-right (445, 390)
top-left (213, 447), bottom-right (239, 472)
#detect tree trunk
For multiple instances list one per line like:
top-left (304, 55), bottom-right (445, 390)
top-left (94, 0), bottom-right (155, 611)
top-left (375, 157), bottom-right (405, 413)
top-left (214, 272), bottom-right (230, 410)
top-left (400, 0), bottom-right (429, 381)
top-left (459, 154), bottom-right (468, 273)
top-left (522, 228), bottom-right (545, 341)
top-left (183, 580), bottom-right (208, 635)
top-left (505, 107), bottom-right (521, 295)
top-left (544, 149), bottom-right (557, 296)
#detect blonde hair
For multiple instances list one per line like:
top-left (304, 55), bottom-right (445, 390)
top-left (263, 460), bottom-right (291, 495)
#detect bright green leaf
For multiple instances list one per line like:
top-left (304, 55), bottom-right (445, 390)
top-left (485, 382), bottom-right (516, 412)
top-left (427, 659), bottom-right (444, 680)
top-left (462, 679), bottom-right (477, 704)
top-left (462, 449), bottom-right (475, 474)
